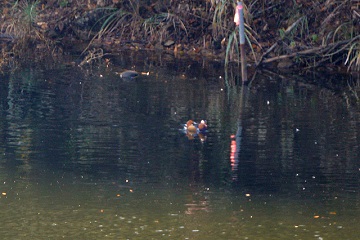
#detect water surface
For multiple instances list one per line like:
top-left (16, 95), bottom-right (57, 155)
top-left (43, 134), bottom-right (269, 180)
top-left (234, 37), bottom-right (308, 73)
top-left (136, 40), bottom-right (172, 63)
top-left (0, 53), bottom-right (359, 239)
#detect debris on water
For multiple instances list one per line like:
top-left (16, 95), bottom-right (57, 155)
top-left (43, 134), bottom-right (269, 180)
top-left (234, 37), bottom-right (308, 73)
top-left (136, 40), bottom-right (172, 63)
top-left (117, 70), bottom-right (139, 79)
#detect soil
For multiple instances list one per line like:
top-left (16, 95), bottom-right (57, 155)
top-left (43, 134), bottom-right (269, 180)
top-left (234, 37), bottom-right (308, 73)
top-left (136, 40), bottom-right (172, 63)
top-left (0, 0), bottom-right (359, 71)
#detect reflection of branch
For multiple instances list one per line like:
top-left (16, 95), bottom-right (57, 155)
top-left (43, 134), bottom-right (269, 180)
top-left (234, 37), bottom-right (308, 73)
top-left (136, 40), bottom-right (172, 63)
top-left (79, 48), bottom-right (108, 66)
top-left (185, 201), bottom-right (209, 215)
top-left (347, 79), bottom-right (360, 102)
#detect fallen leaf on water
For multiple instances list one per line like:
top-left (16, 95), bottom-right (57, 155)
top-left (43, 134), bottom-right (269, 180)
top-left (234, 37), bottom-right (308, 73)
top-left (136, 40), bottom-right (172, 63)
top-left (314, 215), bottom-right (320, 219)
top-left (1, 192), bottom-right (6, 196)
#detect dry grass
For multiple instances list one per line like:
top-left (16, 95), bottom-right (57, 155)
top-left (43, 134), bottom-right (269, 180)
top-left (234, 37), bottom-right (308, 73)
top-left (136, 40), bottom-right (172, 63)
top-left (0, 0), bottom-right (358, 72)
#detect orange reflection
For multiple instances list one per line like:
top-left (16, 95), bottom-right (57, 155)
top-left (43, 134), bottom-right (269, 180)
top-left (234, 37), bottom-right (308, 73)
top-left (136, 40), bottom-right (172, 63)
top-left (230, 134), bottom-right (237, 171)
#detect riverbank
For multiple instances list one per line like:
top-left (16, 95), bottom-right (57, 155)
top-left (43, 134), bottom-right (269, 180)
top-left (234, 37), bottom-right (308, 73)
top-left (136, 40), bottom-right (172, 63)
top-left (0, 0), bottom-right (359, 72)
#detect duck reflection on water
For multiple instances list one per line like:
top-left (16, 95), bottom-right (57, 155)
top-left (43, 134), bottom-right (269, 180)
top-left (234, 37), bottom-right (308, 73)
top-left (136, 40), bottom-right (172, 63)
top-left (181, 120), bottom-right (208, 142)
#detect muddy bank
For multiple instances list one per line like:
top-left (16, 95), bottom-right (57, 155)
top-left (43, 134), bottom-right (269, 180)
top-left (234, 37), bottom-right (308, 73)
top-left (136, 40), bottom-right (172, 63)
top-left (0, 0), bottom-right (359, 72)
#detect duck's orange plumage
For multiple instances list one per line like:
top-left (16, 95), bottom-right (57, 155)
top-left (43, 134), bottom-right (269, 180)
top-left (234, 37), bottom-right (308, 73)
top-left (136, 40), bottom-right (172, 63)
top-left (186, 120), bottom-right (197, 133)
top-left (183, 119), bottom-right (208, 141)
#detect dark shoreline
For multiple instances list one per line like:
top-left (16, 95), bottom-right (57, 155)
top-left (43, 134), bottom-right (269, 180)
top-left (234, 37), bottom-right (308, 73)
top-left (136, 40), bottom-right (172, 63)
top-left (0, 0), bottom-right (359, 72)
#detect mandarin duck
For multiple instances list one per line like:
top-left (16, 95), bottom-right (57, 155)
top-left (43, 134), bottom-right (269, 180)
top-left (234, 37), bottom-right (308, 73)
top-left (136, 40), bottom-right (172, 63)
top-left (182, 120), bottom-right (208, 141)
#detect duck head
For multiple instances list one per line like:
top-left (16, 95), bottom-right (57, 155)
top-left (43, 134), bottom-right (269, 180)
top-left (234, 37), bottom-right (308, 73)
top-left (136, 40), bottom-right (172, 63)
top-left (198, 120), bottom-right (207, 132)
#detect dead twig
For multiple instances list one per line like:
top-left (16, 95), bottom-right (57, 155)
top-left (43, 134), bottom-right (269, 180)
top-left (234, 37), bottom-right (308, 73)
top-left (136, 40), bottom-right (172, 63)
top-left (320, 1), bottom-right (347, 31)
top-left (261, 35), bottom-right (360, 65)
top-left (256, 16), bottom-right (305, 67)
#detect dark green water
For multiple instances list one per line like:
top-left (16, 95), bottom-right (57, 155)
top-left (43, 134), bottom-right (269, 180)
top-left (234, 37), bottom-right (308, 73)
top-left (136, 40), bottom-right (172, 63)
top-left (0, 53), bottom-right (359, 239)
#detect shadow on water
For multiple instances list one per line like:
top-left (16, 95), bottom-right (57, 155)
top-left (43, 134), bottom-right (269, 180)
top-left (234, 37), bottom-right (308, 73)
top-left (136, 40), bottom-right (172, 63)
top-left (0, 51), bottom-right (359, 239)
